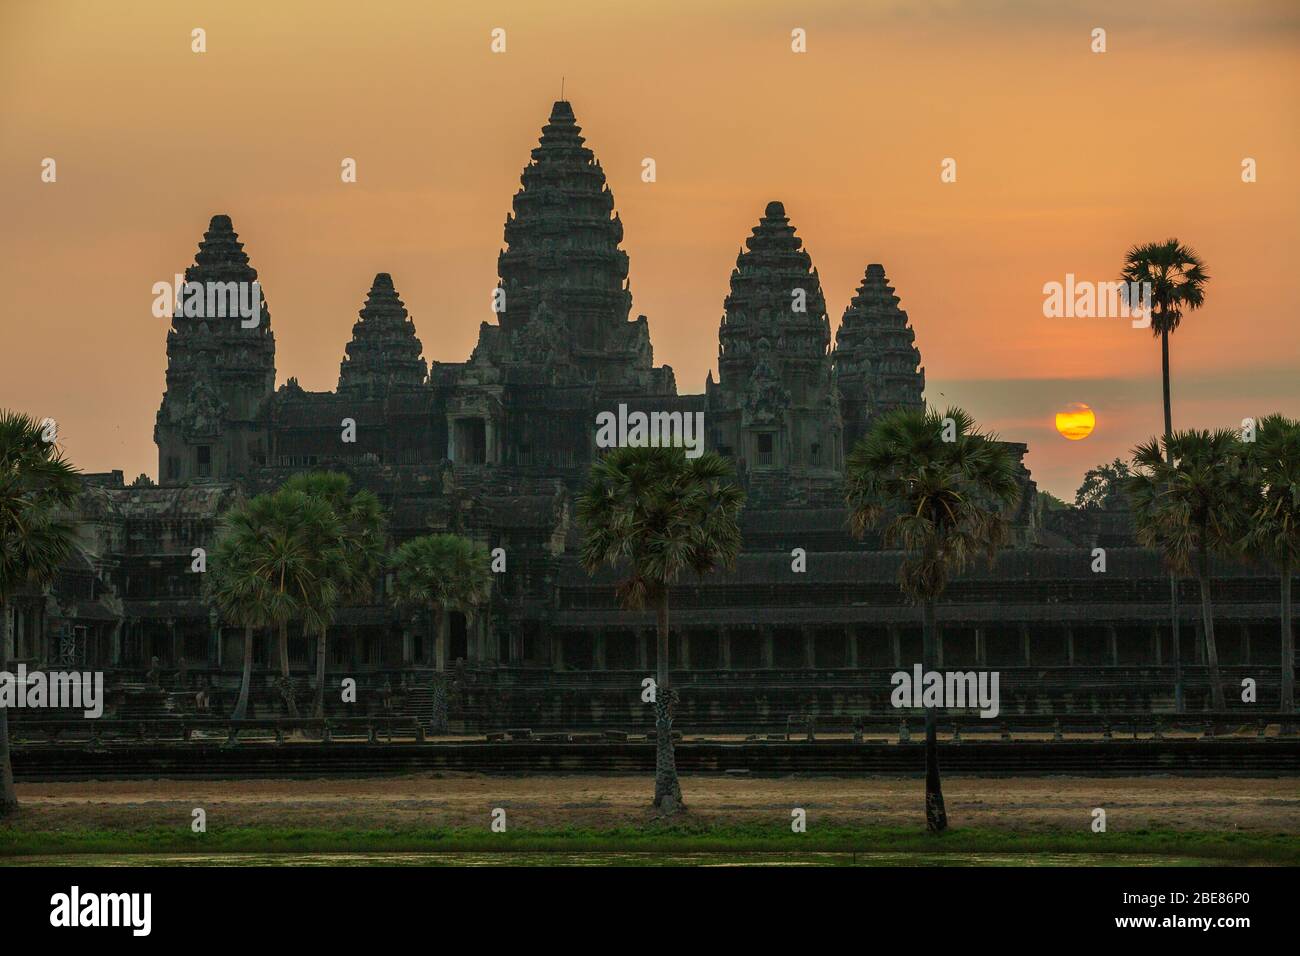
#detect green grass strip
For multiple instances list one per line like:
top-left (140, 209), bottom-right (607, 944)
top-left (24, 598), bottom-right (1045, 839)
top-left (1, 824), bottom-right (1297, 863)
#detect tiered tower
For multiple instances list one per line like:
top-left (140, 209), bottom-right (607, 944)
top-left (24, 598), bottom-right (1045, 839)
top-left (833, 263), bottom-right (925, 452)
top-left (337, 273), bottom-right (428, 398)
top-left (486, 100), bottom-right (660, 389)
top-left (709, 201), bottom-right (842, 492)
top-left (154, 215), bottom-right (275, 483)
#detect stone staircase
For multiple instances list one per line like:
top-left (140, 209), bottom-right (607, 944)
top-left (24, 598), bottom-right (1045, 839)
top-left (402, 683), bottom-right (435, 731)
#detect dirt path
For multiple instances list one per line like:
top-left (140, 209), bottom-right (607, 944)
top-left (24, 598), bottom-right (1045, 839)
top-left (6, 774), bottom-right (1299, 833)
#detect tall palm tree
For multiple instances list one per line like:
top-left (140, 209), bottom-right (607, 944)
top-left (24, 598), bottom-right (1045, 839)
top-left (845, 407), bottom-right (1019, 833)
top-left (1127, 430), bottom-right (1252, 712)
top-left (281, 472), bottom-right (386, 719)
top-left (1121, 239), bottom-right (1210, 446)
top-left (0, 411), bottom-right (81, 815)
top-left (1121, 239), bottom-right (1210, 712)
top-left (206, 489), bottom-right (341, 719)
top-left (389, 533), bottom-right (492, 734)
top-left (576, 446), bottom-right (744, 814)
top-left (206, 510), bottom-right (274, 721)
top-left (1242, 415), bottom-right (1300, 713)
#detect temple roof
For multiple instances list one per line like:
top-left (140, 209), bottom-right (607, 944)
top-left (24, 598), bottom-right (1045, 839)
top-left (718, 200), bottom-right (833, 384)
top-left (495, 101), bottom-right (634, 358)
top-left (186, 214), bottom-right (258, 285)
top-left (162, 214), bottom-right (275, 384)
top-left (834, 263), bottom-right (924, 419)
top-left (337, 273), bottom-right (428, 396)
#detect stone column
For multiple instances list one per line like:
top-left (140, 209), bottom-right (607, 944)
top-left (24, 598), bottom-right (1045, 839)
top-left (1020, 623), bottom-right (1032, 665)
top-left (1152, 625), bottom-right (1162, 665)
top-left (551, 631), bottom-right (565, 671)
top-left (719, 629), bottom-right (732, 670)
top-left (1065, 625), bottom-right (1075, 666)
top-left (974, 627), bottom-right (986, 667)
top-left (890, 625), bottom-right (902, 669)
top-left (593, 631), bottom-right (607, 670)
top-left (802, 626), bottom-right (815, 668)
top-left (637, 628), bottom-right (649, 671)
top-left (1107, 625), bottom-right (1119, 666)
top-left (760, 625), bottom-right (774, 669)
top-left (847, 627), bottom-right (859, 668)
top-left (1241, 622), bottom-right (1251, 666)
top-left (679, 630), bottom-right (690, 671)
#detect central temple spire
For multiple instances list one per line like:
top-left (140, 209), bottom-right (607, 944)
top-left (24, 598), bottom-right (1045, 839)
top-left (496, 100), bottom-right (632, 353)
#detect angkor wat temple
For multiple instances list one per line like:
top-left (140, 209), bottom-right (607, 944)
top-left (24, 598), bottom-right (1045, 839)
top-left (8, 102), bottom-right (1292, 728)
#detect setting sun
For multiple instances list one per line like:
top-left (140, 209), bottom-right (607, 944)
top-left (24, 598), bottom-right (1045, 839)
top-left (1055, 402), bottom-right (1096, 441)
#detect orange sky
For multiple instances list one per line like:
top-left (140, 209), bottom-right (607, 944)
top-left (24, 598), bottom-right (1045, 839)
top-left (1, 0), bottom-right (1297, 498)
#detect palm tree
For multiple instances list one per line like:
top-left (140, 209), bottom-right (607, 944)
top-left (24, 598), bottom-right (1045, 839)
top-left (1121, 239), bottom-right (1210, 712)
top-left (576, 446), bottom-right (744, 814)
top-left (0, 411), bottom-right (81, 815)
top-left (1127, 430), bottom-right (1252, 712)
top-left (845, 407), bottom-right (1019, 833)
top-left (206, 510), bottom-right (274, 721)
top-left (206, 489), bottom-right (341, 719)
top-left (1242, 415), bottom-right (1300, 713)
top-left (1121, 239), bottom-right (1210, 446)
top-left (281, 472), bottom-right (386, 719)
top-left (389, 534), bottom-right (492, 734)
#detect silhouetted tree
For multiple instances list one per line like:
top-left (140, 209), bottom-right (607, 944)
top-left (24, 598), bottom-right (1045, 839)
top-left (846, 407), bottom-right (1019, 832)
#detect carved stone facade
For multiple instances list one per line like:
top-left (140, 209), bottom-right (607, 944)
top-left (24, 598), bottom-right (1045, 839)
top-left (154, 214), bottom-right (275, 483)
top-left (29, 100), bottom-right (1285, 726)
top-left (708, 201), bottom-right (844, 505)
top-left (152, 108), bottom-right (924, 503)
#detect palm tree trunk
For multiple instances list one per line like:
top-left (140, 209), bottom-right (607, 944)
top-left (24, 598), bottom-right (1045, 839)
top-left (231, 625), bottom-right (253, 720)
top-left (921, 598), bottom-right (948, 833)
top-left (1161, 327), bottom-right (1185, 712)
top-left (652, 588), bottom-right (682, 812)
top-left (0, 599), bottom-right (18, 815)
top-left (1197, 549), bottom-right (1226, 712)
top-left (277, 621), bottom-right (298, 717)
top-left (1161, 329), bottom-right (1173, 441)
top-left (1169, 575), bottom-right (1184, 712)
top-left (313, 625), bottom-right (328, 720)
top-left (1281, 563), bottom-right (1295, 714)
top-left (430, 607), bottom-right (448, 734)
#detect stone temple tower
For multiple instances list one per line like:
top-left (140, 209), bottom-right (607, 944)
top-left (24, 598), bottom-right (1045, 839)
top-left (154, 215), bottom-right (275, 483)
top-left (833, 263), bottom-right (925, 453)
top-left (488, 100), bottom-right (663, 390)
top-left (337, 273), bottom-right (427, 398)
top-left (708, 201), bottom-right (843, 503)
